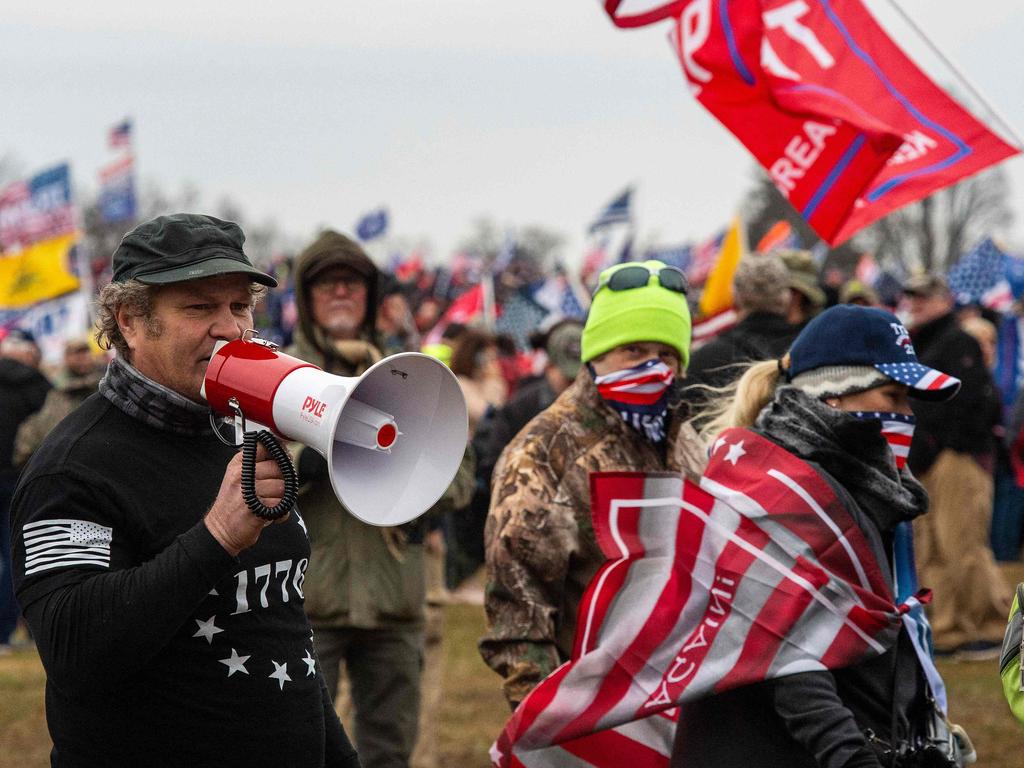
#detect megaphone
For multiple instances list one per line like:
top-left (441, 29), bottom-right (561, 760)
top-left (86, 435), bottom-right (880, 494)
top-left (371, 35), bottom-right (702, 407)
top-left (201, 334), bottom-right (468, 527)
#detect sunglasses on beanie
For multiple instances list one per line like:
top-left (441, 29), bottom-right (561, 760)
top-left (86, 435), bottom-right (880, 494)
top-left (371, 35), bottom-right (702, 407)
top-left (597, 265), bottom-right (689, 295)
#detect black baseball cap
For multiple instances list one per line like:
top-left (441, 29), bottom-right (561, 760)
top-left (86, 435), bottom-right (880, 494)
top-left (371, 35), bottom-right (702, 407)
top-left (111, 214), bottom-right (278, 287)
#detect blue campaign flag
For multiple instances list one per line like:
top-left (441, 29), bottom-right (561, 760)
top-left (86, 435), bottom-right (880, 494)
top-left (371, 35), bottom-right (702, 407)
top-left (588, 187), bottom-right (632, 234)
top-left (355, 208), bottom-right (389, 241)
top-left (97, 156), bottom-right (136, 224)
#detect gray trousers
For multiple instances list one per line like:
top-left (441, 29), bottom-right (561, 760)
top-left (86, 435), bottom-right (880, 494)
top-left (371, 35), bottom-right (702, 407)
top-left (315, 626), bottom-right (423, 768)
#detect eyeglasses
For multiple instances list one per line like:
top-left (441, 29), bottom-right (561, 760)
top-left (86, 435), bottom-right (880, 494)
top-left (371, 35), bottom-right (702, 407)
top-left (596, 265), bottom-right (689, 295)
top-left (311, 273), bottom-right (367, 295)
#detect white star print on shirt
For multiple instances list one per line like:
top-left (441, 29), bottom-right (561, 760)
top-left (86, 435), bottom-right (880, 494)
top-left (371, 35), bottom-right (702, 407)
top-left (269, 661), bottom-right (291, 690)
top-left (193, 616), bottom-right (224, 644)
top-left (724, 440), bottom-right (747, 466)
top-left (302, 649), bottom-right (317, 677)
top-left (219, 648), bottom-right (250, 677)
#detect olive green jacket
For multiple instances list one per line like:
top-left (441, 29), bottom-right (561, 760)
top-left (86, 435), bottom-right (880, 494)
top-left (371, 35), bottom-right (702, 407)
top-left (286, 329), bottom-right (478, 631)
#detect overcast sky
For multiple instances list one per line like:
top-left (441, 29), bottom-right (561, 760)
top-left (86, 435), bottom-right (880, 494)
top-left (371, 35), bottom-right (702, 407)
top-left (3, 1), bottom-right (1023, 265)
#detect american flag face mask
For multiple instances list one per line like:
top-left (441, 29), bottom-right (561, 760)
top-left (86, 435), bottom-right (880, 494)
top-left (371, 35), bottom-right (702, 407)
top-left (852, 411), bottom-right (916, 470)
top-left (592, 359), bottom-right (675, 443)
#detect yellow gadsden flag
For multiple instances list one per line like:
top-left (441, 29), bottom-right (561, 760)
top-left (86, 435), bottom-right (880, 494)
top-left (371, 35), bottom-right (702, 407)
top-left (697, 215), bottom-right (746, 318)
top-left (0, 232), bottom-right (81, 310)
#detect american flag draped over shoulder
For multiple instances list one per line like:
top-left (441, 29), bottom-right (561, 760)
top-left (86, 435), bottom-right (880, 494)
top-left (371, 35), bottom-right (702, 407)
top-left (492, 428), bottom-right (912, 767)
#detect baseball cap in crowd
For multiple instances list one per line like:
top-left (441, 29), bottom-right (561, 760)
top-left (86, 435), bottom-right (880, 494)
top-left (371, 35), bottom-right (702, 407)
top-left (545, 320), bottom-right (584, 381)
top-left (581, 260), bottom-right (692, 367)
top-left (777, 249), bottom-right (826, 307)
top-left (111, 214), bottom-right (277, 287)
top-left (785, 304), bottom-right (960, 401)
top-left (901, 273), bottom-right (949, 298)
top-left (838, 279), bottom-right (880, 306)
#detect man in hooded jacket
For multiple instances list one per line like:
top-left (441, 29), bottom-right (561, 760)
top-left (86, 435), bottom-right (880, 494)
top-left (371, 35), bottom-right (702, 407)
top-left (286, 231), bottom-right (429, 768)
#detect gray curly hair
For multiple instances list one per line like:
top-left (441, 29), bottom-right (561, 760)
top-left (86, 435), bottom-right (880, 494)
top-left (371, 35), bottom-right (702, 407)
top-left (95, 279), bottom-right (267, 359)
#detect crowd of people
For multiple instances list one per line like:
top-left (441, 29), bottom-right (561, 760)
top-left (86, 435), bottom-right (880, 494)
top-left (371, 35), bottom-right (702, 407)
top-left (1, 211), bottom-right (1023, 766)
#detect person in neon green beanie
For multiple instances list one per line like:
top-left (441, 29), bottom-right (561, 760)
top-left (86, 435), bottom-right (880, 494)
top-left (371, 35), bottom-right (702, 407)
top-left (481, 260), bottom-right (704, 709)
top-left (581, 259), bottom-right (692, 369)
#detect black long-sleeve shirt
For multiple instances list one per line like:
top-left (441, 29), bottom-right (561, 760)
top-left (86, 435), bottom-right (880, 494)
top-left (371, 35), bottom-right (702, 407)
top-left (11, 393), bottom-right (358, 767)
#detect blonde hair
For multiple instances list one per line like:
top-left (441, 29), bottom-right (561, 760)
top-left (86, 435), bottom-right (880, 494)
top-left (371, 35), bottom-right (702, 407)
top-left (693, 356), bottom-right (788, 445)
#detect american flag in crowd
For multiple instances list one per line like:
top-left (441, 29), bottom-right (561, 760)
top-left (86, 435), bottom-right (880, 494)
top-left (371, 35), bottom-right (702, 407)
top-left (588, 188), bottom-right (633, 234)
top-left (530, 274), bottom-right (587, 321)
top-left (496, 289), bottom-right (548, 351)
top-left (644, 244), bottom-right (692, 272)
top-left (108, 119), bottom-right (132, 150)
top-left (687, 230), bottom-right (724, 287)
top-left (23, 519), bottom-right (113, 576)
top-left (947, 237), bottom-right (1014, 311)
top-left (493, 429), bottom-right (910, 767)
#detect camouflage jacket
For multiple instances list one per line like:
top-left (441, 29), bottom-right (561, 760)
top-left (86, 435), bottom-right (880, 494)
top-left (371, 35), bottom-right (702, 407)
top-left (479, 372), bottom-right (705, 707)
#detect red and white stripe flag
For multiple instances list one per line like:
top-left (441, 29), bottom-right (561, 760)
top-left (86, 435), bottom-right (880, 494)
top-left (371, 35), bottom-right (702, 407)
top-left (492, 429), bottom-right (910, 767)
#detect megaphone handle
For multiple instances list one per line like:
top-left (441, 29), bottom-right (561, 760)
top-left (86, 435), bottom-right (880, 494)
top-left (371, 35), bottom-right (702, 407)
top-left (240, 430), bottom-right (299, 520)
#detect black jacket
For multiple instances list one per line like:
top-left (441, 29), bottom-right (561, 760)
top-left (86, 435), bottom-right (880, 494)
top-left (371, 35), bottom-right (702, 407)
top-left (0, 358), bottom-right (50, 482)
top-left (908, 312), bottom-right (996, 475)
top-left (474, 375), bottom-right (559, 493)
top-left (12, 394), bottom-right (357, 767)
top-left (687, 312), bottom-right (798, 391)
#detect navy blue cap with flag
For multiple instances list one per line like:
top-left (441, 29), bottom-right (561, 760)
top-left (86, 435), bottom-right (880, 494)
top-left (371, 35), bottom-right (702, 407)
top-left (787, 305), bottom-right (961, 401)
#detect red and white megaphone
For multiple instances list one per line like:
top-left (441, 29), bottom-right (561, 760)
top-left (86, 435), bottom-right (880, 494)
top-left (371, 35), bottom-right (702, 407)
top-left (201, 334), bottom-right (468, 527)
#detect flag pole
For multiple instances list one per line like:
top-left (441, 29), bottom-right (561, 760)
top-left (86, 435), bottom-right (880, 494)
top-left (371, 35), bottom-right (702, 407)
top-left (883, 0), bottom-right (1024, 149)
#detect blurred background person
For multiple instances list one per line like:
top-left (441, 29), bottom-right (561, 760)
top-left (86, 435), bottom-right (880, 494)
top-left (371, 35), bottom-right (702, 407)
top-left (455, 319), bottom-right (584, 595)
top-left (0, 328), bottom-right (50, 653)
top-left (377, 277), bottom-right (420, 356)
top-left (288, 230), bottom-right (422, 768)
top-left (449, 328), bottom-right (508, 437)
top-left (961, 314), bottom-right (1022, 563)
top-left (903, 273), bottom-right (1011, 658)
top-left (14, 336), bottom-right (105, 468)
top-left (778, 248), bottom-right (827, 329)
top-left (687, 252), bottom-right (796, 392)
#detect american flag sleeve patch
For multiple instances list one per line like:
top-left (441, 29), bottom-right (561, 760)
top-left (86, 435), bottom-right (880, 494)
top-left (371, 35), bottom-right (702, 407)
top-left (22, 519), bottom-right (113, 576)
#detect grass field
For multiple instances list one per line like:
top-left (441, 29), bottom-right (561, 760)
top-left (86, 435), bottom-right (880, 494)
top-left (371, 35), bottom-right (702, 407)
top-left (3, 581), bottom-right (1023, 767)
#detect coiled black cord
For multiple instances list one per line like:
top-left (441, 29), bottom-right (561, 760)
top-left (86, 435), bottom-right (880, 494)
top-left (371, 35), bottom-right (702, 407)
top-left (240, 430), bottom-right (299, 520)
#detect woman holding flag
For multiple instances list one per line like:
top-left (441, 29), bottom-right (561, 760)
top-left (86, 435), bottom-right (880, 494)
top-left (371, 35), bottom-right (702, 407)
top-left (681, 305), bottom-right (970, 768)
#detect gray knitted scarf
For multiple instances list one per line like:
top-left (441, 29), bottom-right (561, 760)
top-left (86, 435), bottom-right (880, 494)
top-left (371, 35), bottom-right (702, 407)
top-left (755, 387), bottom-right (928, 532)
top-left (99, 356), bottom-right (212, 435)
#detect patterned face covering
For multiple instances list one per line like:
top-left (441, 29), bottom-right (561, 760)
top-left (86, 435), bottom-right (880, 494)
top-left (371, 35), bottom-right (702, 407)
top-left (851, 410), bottom-right (916, 469)
top-left (591, 359), bottom-right (675, 443)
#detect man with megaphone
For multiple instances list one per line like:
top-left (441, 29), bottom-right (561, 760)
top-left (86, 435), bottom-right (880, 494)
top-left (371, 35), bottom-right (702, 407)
top-left (9, 215), bottom-right (361, 767)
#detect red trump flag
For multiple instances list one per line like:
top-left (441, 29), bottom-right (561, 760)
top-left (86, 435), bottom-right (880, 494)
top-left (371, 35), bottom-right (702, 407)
top-left (604, 0), bottom-right (1019, 245)
top-left (492, 429), bottom-right (921, 767)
